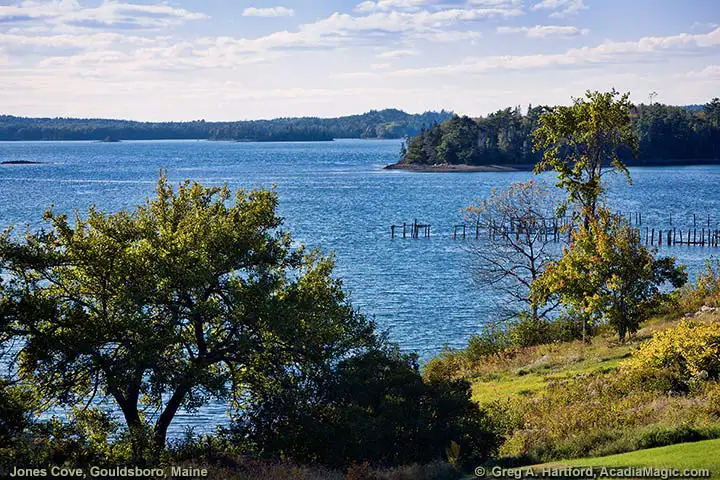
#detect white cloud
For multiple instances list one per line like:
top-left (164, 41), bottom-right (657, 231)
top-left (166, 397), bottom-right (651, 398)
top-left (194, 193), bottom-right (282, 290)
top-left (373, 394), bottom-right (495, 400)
top-left (531, 0), bottom-right (587, 18)
top-left (389, 27), bottom-right (720, 77)
top-left (221, 7), bottom-right (520, 52)
top-left (242, 6), bottom-right (295, 17)
top-left (0, 1), bottom-right (208, 29)
top-left (377, 49), bottom-right (418, 58)
top-left (497, 25), bottom-right (589, 38)
top-left (354, 0), bottom-right (434, 13)
top-left (691, 22), bottom-right (718, 32)
top-left (686, 65), bottom-right (720, 78)
top-left (414, 30), bottom-right (482, 42)
top-left (0, 32), bottom-right (165, 52)
top-left (466, 0), bottom-right (522, 4)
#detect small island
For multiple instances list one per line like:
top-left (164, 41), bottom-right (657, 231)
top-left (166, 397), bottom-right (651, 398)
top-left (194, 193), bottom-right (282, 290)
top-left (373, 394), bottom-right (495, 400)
top-left (387, 98), bottom-right (720, 171)
top-left (1, 160), bottom-right (43, 165)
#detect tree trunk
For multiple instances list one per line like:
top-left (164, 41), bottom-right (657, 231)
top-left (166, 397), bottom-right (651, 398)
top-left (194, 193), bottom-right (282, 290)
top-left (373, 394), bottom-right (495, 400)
top-left (113, 392), bottom-right (147, 462)
top-left (153, 381), bottom-right (191, 451)
top-left (581, 314), bottom-right (591, 344)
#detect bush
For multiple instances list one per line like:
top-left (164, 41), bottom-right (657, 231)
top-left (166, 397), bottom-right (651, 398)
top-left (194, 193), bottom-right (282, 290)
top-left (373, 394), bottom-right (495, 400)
top-left (678, 259), bottom-right (720, 312)
top-left (231, 348), bottom-right (500, 470)
top-left (422, 348), bottom-right (466, 382)
top-left (621, 319), bottom-right (720, 391)
top-left (506, 314), bottom-right (552, 348)
top-left (0, 381), bottom-right (35, 449)
top-left (466, 321), bottom-right (511, 360)
top-left (0, 408), bottom-right (131, 471)
top-left (423, 313), bottom-right (586, 383)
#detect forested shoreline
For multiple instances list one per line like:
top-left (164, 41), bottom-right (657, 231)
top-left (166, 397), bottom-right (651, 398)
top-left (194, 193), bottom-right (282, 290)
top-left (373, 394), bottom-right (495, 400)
top-left (397, 99), bottom-right (720, 167)
top-left (0, 109), bottom-right (452, 142)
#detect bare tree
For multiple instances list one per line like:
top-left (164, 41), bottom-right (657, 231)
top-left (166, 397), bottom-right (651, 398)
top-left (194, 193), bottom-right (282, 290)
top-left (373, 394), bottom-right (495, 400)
top-left (465, 180), bottom-right (560, 322)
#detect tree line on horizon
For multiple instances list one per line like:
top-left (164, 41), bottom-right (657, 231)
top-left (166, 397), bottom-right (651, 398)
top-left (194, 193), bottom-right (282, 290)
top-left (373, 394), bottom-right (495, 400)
top-left (402, 98), bottom-right (720, 165)
top-left (0, 109), bottom-right (453, 142)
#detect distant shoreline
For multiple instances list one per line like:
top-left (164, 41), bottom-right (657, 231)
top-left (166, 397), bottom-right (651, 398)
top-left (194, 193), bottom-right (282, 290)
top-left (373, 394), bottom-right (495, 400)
top-left (385, 158), bottom-right (720, 172)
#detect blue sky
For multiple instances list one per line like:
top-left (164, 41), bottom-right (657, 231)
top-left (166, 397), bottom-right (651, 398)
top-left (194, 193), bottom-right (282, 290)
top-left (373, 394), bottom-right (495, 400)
top-left (1, 0), bottom-right (718, 120)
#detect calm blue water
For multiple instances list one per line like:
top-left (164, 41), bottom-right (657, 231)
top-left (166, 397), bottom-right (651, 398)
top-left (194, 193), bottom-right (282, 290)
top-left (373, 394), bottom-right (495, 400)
top-left (1, 139), bottom-right (719, 433)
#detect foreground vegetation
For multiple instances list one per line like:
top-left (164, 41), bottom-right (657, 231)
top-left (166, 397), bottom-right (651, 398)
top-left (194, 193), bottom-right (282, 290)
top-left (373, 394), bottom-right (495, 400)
top-left (427, 262), bottom-right (720, 467)
top-left (0, 176), bottom-right (497, 479)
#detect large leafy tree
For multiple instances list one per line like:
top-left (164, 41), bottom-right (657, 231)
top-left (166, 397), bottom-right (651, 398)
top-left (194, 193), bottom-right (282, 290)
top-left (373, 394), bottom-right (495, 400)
top-left (531, 210), bottom-right (687, 342)
top-left (532, 89), bottom-right (638, 229)
top-left (0, 177), bottom-right (376, 458)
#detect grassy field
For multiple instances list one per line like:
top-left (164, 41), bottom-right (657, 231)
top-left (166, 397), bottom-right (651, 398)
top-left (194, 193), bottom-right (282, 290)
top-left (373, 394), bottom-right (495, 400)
top-left (532, 439), bottom-right (720, 477)
top-left (466, 312), bottom-right (716, 404)
top-left (428, 307), bottom-right (720, 467)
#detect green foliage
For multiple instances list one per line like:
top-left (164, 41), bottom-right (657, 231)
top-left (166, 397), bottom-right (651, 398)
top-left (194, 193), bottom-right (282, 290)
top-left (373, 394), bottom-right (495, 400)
top-left (532, 89), bottom-right (637, 224)
top-left (466, 322), bottom-right (512, 360)
top-left (506, 314), bottom-right (557, 348)
top-left (635, 99), bottom-right (720, 160)
top-left (621, 320), bottom-right (720, 392)
top-left (678, 259), bottom-right (720, 312)
top-left (0, 408), bottom-right (132, 471)
top-left (422, 314), bottom-right (586, 385)
top-left (532, 210), bottom-right (687, 341)
top-left (230, 348), bottom-right (500, 469)
top-left (0, 176), bottom-right (377, 458)
top-left (0, 381), bottom-right (37, 450)
top-left (402, 107), bottom-right (544, 166)
top-left (400, 98), bottom-right (720, 168)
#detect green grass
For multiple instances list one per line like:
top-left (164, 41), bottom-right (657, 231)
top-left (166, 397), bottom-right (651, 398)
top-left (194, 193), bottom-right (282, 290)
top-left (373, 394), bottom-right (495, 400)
top-left (467, 311), bottom-right (720, 405)
top-left (471, 347), bottom-right (629, 403)
top-left (532, 439), bottom-right (720, 478)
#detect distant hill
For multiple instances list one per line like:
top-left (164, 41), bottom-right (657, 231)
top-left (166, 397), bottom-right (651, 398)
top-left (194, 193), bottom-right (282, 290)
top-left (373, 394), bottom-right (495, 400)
top-left (0, 109), bottom-right (454, 142)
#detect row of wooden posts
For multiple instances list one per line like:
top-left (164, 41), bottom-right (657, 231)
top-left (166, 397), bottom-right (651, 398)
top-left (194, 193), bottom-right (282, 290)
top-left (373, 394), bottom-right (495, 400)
top-left (622, 212), bottom-right (716, 229)
top-left (391, 213), bottom-right (720, 248)
top-left (643, 227), bottom-right (720, 247)
top-left (390, 220), bottom-right (431, 239)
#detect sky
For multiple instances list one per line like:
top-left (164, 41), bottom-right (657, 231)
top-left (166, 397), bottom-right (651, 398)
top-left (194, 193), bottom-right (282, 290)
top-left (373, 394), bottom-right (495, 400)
top-left (0, 0), bottom-right (719, 121)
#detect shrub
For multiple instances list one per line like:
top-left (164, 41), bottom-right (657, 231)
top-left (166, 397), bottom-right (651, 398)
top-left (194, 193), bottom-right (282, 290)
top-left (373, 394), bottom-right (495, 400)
top-left (678, 259), bottom-right (720, 312)
top-left (506, 314), bottom-right (553, 348)
top-left (0, 408), bottom-right (131, 471)
top-left (466, 321), bottom-right (511, 360)
top-left (0, 381), bottom-right (35, 449)
top-left (231, 348), bottom-right (500, 470)
top-left (621, 319), bottom-right (720, 391)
